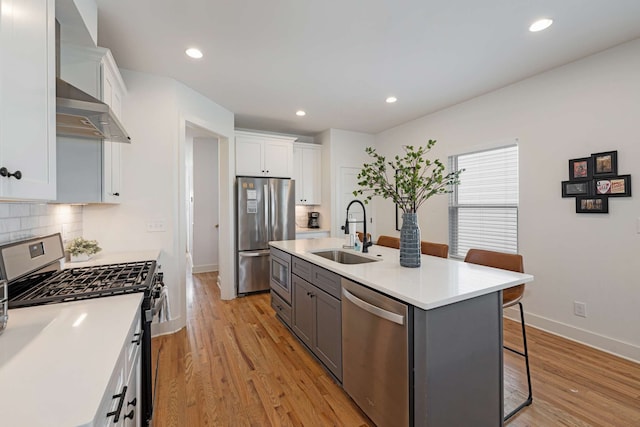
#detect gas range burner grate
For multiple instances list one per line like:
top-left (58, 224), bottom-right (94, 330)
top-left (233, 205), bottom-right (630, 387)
top-left (8, 261), bottom-right (156, 309)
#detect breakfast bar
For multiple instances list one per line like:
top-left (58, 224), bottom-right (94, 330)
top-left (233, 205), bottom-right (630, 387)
top-left (269, 237), bottom-right (534, 427)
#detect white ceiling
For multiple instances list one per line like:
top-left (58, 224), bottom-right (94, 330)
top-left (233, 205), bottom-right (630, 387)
top-left (95, 0), bottom-right (640, 136)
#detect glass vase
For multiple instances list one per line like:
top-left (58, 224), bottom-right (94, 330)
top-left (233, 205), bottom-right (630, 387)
top-left (399, 212), bottom-right (421, 268)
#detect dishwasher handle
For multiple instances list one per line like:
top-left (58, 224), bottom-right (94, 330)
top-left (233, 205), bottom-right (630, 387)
top-left (342, 288), bottom-right (405, 325)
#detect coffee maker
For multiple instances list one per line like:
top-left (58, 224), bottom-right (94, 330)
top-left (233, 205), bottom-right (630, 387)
top-left (308, 212), bottom-right (320, 228)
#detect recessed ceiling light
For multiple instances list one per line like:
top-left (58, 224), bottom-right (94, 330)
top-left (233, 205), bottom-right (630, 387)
top-left (296, 110), bottom-right (306, 117)
top-left (185, 48), bottom-right (203, 59)
top-left (529, 18), bottom-right (553, 32)
top-left (386, 96), bottom-right (397, 104)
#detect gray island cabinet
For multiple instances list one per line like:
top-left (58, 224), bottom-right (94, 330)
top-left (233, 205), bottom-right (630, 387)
top-left (269, 238), bottom-right (533, 427)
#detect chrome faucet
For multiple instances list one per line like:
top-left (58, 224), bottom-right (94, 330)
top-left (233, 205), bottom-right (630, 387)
top-left (343, 200), bottom-right (373, 253)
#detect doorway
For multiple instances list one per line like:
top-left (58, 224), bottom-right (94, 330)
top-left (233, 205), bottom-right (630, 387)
top-left (185, 124), bottom-right (220, 274)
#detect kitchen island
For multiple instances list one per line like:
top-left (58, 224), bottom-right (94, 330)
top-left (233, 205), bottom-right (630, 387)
top-left (270, 238), bottom-right (534, 427)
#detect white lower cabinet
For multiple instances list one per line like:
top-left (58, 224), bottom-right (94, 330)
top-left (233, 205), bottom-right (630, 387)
top-left (98, 308), bottom-right (141, 426)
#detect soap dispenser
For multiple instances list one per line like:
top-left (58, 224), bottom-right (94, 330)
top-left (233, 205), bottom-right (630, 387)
top-left (344, 214), bottom-right (356, 248)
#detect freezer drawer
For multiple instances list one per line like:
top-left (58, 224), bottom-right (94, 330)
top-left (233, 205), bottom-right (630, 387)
top-left (237, 250), bottom-right (271, 294)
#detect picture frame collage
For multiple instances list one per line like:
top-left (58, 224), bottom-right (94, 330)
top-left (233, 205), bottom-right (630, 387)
top-left (562, 150), bottom-right (631, 213)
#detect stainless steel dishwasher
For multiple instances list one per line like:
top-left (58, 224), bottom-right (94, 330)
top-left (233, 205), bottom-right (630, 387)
top-left (341, 278), bottom-right (410, 427)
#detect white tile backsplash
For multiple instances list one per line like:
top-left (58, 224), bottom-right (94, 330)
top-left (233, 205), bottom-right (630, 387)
top-left (29, 204), bottom-right (48, 216)
top-left (0, 218), bottom-right (21, 233)
top-left (0, 203), bottom-right (83, 245)
top-left (20, 216), bottom-right (40, 229)
top-left (9, 204), bottom-right (31, 217)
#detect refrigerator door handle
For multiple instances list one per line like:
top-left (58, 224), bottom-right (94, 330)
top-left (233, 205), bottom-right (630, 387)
top-left (238, 250), bottom-right (271, 257)
top-left (264, 184), bottom-right (270, 240)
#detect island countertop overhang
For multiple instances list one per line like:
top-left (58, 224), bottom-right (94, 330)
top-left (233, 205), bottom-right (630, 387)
top-left (270, 237), bottom-right (534, 310)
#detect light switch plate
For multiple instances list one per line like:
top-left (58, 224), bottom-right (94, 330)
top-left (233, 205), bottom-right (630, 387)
top-left (146, 220), bottom-right (167, 232)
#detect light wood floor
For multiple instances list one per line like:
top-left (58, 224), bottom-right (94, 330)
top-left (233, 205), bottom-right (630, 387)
top-left (152, 272), bottom-right (640, 426)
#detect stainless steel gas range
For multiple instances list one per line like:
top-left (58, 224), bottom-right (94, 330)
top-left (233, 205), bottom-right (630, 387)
top-left (0, 233), bottom-right (166, 426)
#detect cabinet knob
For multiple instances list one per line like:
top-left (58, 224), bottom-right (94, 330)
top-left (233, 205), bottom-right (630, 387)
top-left (128, 397), bottom-right (137, 407)
top-left (124, 410), bottom-right (135, 420)
top-left (0, 167), bottom-right (22, 180)
top-left (113, 192), bottom-right (120, 196)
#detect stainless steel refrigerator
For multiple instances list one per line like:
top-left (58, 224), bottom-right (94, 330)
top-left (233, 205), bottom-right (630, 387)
top-left (236, 177), bottom-right (295, 294)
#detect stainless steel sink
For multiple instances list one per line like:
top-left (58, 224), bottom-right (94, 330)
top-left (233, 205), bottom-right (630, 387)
top-left (311, 250), bottom-right (380, 265)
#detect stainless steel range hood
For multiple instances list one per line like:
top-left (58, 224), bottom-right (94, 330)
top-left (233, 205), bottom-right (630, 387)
top-left (55, 20), bottom-right (131, 143)
top-left (56, 78), bottom-right (131, 142)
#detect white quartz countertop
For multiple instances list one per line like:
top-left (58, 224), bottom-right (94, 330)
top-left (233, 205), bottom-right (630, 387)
top-left (270, 238), bottom-right (534, 310)
top-left (63, 249), bottom-right (160, 268)
top-left (295, 227), bottom-right (330, 234)
top-left (0, 293), bottom-right (142, 426)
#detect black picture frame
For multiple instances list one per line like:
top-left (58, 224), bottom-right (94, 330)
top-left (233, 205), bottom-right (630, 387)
top-left (575, 196), bottom-right (609, 213)
top-left (568, 157), bottom-right (593, 181)
top-left (593, 174), bottom-right (631, 197)
top-left (562, 180), bottom-right (591, 198)
top-left (591, 150), bottom-right (618, 177)
top-left (395, 197), bottom-right (409, 231)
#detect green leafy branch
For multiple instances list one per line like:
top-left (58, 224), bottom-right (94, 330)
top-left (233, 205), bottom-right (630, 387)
top-left (66, 237), bottom-right (102, 256)
top-left (353, 140), bottom-right (464, 213)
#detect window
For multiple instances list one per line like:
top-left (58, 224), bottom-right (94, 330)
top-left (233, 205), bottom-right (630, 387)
top-left (448, 144), bottom-right (519, 258)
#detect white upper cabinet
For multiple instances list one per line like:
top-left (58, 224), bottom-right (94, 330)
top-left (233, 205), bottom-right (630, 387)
top-left (293, 143), bottom-right (322, 205)
top-left (57, 45), bottom-right (126, 204)
top-left (0, 0), bottom-right (56, 201)
top-left (56, 0), bottom-right (98, 47)
top-left (101, 51), bottom-right (124, 203)
top-left (235, 131), bottom-right (295, 177)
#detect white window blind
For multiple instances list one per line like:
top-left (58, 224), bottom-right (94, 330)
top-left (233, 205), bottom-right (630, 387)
top-left (449, 144), bottom-right (519, 258)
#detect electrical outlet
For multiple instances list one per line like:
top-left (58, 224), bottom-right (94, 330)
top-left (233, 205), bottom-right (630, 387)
top-left (574, 301), bottom-right (587, 318)
top-left (146, 220), bottom-right (166, 232)
top-left (61, 223), bottom-right (71, 241)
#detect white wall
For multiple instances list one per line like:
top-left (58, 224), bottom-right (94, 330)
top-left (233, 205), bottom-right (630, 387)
top-left (83, 70), bottom-right (234, 336)
top-left (192, 137), bottom-right (219, 272)
top-left (375, 38), bottom-right (640, 362)
top-left (317, 129), bottom-right (376, 238)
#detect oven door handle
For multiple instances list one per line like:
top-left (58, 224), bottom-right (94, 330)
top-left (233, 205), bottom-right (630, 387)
top-left (146, 285), bottom-right (168, 323)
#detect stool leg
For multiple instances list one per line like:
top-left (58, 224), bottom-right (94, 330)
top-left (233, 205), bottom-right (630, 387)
top-left (504, 302), bottom-right (533, 422)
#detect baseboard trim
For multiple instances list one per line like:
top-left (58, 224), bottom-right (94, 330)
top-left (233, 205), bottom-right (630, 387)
top-left (192, 264), bottom-right (218, 273)
top-left (505, 307), bottom-right (640, 363)
top-left (151, 317), bottom-right (186, 338)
